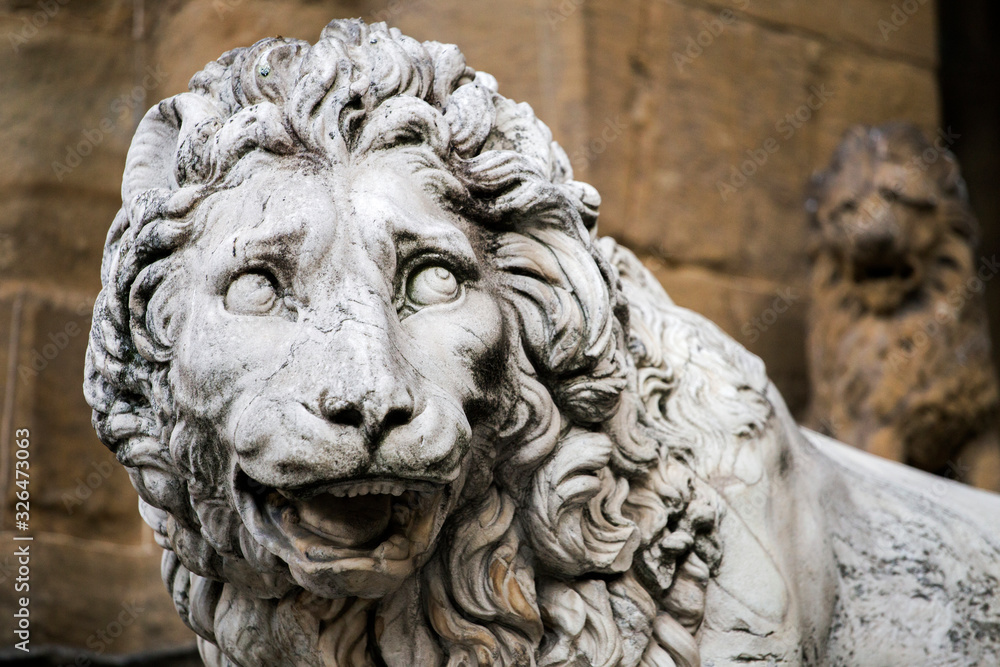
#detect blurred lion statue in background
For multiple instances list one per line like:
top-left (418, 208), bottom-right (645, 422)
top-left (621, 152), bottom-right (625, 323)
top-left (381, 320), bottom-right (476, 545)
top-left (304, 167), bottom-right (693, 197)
top-left (806, 123), bottom-right (1000, 491)
top-left (86, 20), bottom-right (1000, 667)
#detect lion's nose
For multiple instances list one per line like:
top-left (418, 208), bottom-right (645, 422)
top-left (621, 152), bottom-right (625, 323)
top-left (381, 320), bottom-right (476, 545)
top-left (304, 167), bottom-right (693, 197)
top-left (319, 389), bottom-right (415, 445)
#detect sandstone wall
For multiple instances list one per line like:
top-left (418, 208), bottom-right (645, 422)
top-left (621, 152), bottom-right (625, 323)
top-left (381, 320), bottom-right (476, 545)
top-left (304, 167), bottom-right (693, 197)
top-left (0, 0), bottom-right (944, 656)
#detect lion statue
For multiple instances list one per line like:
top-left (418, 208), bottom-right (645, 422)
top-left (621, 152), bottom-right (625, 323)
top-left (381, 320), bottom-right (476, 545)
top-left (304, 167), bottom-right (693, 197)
top-left (85, 21), bottom-right (1000, 667)
top-left (806, 123), bottom-right (1000, 491)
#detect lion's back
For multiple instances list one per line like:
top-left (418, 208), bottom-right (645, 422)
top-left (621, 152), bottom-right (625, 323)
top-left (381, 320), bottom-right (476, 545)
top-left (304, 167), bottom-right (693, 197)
top-left (808, 431), bottom-right (1000, 666)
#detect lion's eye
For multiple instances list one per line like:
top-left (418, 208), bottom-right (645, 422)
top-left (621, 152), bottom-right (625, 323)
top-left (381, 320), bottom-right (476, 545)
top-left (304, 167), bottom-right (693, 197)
top-left (225, 272), bottom-right (281, 315)
top-left (832, 200), bottom-right (858, 220)
top-left (406, 265), bottom-right (459, 307)
top-left (879, 187), bottom-right (900, 203)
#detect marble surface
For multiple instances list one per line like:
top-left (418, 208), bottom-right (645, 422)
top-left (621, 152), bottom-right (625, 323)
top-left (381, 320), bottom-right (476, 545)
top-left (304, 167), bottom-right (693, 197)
top-left (84, 19), bottom-right (1000, 666)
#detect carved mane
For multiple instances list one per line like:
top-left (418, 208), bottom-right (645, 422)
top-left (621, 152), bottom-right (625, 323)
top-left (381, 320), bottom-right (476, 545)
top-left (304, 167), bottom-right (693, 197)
top-left (84, 19), bottom-right (777, 666)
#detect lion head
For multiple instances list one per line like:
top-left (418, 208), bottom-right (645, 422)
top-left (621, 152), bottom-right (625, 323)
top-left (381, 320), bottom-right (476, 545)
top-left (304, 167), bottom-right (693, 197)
top-left (85, 19), bottom-right (727, 666)
top-left (805, 123), bottom-right (999, 476)
top-left (807, 122), bottom-right (979, 315)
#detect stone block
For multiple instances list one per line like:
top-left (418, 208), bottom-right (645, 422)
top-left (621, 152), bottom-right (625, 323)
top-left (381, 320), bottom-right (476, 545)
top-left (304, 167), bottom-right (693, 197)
top-left (0, 22), bottom-right (140, 192)
top-left (811, 49), bottom-right (939, 165)
top-left (1, 289), bottom-right (144, 544)
top-left (0, 531), bottom-right (193, 653)
top-left (576, 0), bottom-right (641, 188)
top-left (707, 0), bottom-right (938, 65)
top-left (1, 0), bottom-right (133, 36)
top-left (583, 1), bottom-right (937, 286)
top-left (1, 188), bottom-right (118, 291)
top-left (0, 17), bottom-right (143, 192)
top-left (587, 1), bottom-right (820, 282)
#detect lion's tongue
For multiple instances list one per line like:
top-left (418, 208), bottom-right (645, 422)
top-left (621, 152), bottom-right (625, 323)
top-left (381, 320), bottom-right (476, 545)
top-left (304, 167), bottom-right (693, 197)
top-left (295, 493), bottom-right (392, 548)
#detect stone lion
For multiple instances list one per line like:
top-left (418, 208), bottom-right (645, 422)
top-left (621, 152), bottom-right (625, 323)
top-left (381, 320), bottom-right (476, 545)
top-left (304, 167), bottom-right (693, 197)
top-left (85, 20), bottom-right (1000, 667)
top-left (806, 123), bottom-right (1000, 491)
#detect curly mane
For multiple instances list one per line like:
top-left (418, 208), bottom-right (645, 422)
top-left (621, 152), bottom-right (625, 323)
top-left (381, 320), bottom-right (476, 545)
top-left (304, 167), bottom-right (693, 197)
top-left (83, 19), bottom-right (763, 666)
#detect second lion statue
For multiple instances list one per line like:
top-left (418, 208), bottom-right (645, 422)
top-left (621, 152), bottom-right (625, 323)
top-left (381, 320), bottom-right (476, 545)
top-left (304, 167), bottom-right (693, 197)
top-left (85, 19), bottom-right (1000, 667)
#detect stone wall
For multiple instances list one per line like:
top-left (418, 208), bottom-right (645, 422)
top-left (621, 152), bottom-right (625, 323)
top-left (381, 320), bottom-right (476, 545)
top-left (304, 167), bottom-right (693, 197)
top-left (0, 0), bottom-right (947, 656)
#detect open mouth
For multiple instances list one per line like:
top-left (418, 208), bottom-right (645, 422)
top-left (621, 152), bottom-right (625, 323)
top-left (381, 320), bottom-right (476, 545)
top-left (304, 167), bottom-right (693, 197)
top-left (852, 257), bottom-right (915, 283)
top-left (235, 471), bottom-right (448, 565)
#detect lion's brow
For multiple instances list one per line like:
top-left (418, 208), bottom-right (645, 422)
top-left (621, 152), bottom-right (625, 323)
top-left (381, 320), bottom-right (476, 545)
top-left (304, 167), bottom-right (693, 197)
top-left (231, 221), bottom-right (311, 265)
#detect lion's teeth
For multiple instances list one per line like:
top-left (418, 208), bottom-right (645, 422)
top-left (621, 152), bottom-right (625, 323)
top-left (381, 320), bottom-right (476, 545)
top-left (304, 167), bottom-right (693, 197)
top-left (319, 481), bottom-right (418, 498)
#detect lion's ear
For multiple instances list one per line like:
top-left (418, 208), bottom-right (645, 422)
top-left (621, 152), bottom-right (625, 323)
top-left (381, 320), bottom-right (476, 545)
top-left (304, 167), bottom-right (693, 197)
top-left (493, 227), bottom-right (626, 423)
top-left (123, 94), bottom-right (219, 200)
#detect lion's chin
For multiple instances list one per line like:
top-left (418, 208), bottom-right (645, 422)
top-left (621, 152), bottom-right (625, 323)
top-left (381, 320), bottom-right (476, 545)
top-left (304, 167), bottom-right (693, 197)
top-left (234, 470), bottom-right (451, 598)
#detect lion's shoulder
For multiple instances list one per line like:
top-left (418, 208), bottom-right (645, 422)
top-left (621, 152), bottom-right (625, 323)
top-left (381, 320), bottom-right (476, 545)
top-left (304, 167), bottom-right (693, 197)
top-left (598, 237), bottom-right (779, 478)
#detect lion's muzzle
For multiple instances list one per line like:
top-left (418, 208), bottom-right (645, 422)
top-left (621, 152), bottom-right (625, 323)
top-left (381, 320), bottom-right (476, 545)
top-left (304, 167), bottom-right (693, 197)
top-left (235, 467), bottom-right (451, 597)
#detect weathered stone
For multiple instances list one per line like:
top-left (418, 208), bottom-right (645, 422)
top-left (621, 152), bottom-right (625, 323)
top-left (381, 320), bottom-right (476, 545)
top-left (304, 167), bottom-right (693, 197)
top-left (587, 1), bottom-right (825, 282)
top-left (84, 20), bottom-right (1000, 666)
top-left (577, 0), bottom-right (642, 189)
top-left (1, 188), bottom-right (119, 290)
top-left (1, 289), bottom-right (145, 543)
top-left (582, 0), bottom-right (939, 289)
top-left (0, 23), bottom-right (139, 192)
top-left (806, 123), bottom-right (1000, 491)
top-left (1, 0), bottom-right (133, 36)
top-left (731, 0), bottom-right (938, 65)
top-left (812, 49), bottom-right (939, 162)
top-left (0, 531), bottom-right (195, 652)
